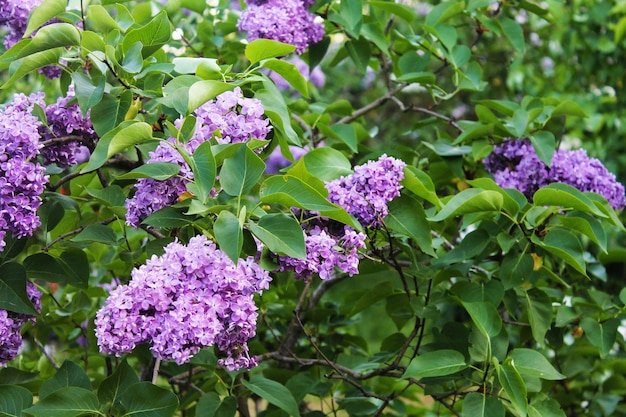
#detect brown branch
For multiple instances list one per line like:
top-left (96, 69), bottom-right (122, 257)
top-left (42, 217), bottom-right (118, 251)
top-left (337, 85), bottom-right (407, 125)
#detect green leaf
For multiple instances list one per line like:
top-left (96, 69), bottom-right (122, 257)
top-left (255, 82), bottom-right (300, 146)
top-left (39, 361), bottom-right (92, 400)
top-left (85, 185), bottom-right (126, 207)
top-left (261, 59), bottom-right (309, 98)
top-left (196, 393), bottom-right (236, 417)
top-left (116, 163), bottom-right (181, 181)
top-left (122, 11), bottom-right (172, 58)
top-left (424, 140), bottom-right (472, 156)
top-left (499, 17), bottom-right (525, 54)
top-left (248, 213), bottom-right (305, 259)
top-left (23, 0), bottom-right (67, 37)
top-left (23, 253), bottom-right (67, 283)
top-left (23, 387), bottom-right (101, 417)
top-left (462, 301), bottom-right (502, 338)
top-left (348, 282), bottom-right (393, 317)
top-left (532, 228), bottom-right (587, 276)
top-left (551, 100), bottom-right (587, 118)
top-left (403, 350), bottom-right (468, 379)
top-left (428, 189), bottom-right (503, 221)
top-left (58, 248), bottom-right (90, 289)
top-left (329, 123), bottom-right (358, 153)
top-left (402, 166), bottom-right (442, 209)
top-left (91, 91), bottom-right (133, 137)
top-left (0, 262), bottom-right (36, 315)
top-left (499, 253), bottom-right (534, 289)
top-left (345, 37), bottom-right (370, 74)
top-left (524, 288), bottom-right (553, 345)
top-left (187, 80), bottom-right (233, 113)
top-left (121, 41), bottom-right (144, 73)
top-left (496, 359), bottom-right (527, 417)
top-left (242, 376), bottom-right (301, 417)
top-left (115, 382), bottom-right (179, 417)
top-left (467, 178), bottom-right (522, 215)
top-left (142, 207), bottom-right (192, 228)
top-left (558, 213), bottom-right (607, 253)
top-left (462, 392), bottom-right (505, 417)
top-left (0, 384), bottom-right (33, 416)
top-left (85, 5), bottom-right (122, 33)
top-left (214, 211), bottom-right (243, 263)
top-left (301, 147), bottom-right (353, 181)
top-left (528, 395), bottom-right (567, 417)
top-left (1, 49), bottom-right (62, 89)
top-left (97, 360), bottom-right (140, 407)
top-left (340, 0), bottom-right (363, 38)
top-left (71, 224), bottom-right (120, 245)
top-left (71, 72), bottom-right (105, 116)
top-left (533, 183), bottom-right (606, 218)
top-left (396, 71), bottom-right (436, 84)
top-left (188, 141), bottom-right (216, 204)
top-left (509, 349), bottom-right (565, 380)
top-left (260, 175), bottom-right (339, 212)
top-left (82, 121), bottom-right (154, 172)
top-left (386, 194), bottom-right (435, 257)
top-left (245, 39), bottom-right (296, 65)
top-left (529, 130), bottom-right (555, 167)
top-left (369, 1), bottom-right (416, 22)
top-left (580, 317), bottom-right (620, 358)
top-left (0, 368), bottom-right (39, 385)
top-left (425, 1), bottom-right (465, 26)
top-left (13, 23), bottom-right (80, 59)
top-left (220, 145), bottom-right (265, 197)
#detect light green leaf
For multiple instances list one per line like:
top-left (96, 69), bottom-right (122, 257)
top-left (428, 189), bottom-right (503, 221)
top-left (402, 166), bottom-right (442, 209)
top-left (329, 123), bottom-right (358, 153)
top-left (248, 213), bottom-right (305, 259)
top-left (1, 49), bottom-right (62, 88)
top-left (509, 349), bottom-right (565, 380)
top-left (121, 41), bottom-right (144, 73)
top-left (403, 350), bottom-right (468, 379)
top-left (188, 141), bottom-right (217, 204)
top-left (85, 5), bottom-right (121, 33)
top-left (462, 301), bottom-right (502, 338)
top-left (533, 183), bottom-right (607, 218)
top-left (500, 17), bottom-right (525, 54)
top-left (116, 163), bottom-right (181, 181)
top-left (245, 39), bottom-right (296, 65)
top-left (220, 145), bottom-right (265, 197)
top-left (369, 1), bottom-right (416, 22)
top-left (242, 376), bottom-right (301, 417)
top-left (23, 387), bottom-right (101, 417)
top-left (551, 100), bottom-right (588, 118)
top-left (91, 91), bottom-right (133, 136)
top-left (13, 23), bottom-right (80, 59)
top-left (301, 147), bottom-right (353, 181)
top-left (260, 175), bottom-right (339, 212)
top-left (528, 397), bottom-right (567, 417)
top-left (529, 131), bottom-right (556, 167)
top-left (215, 211), bottom-right (243, 263)
top-left (122, 10), bottom-right (172, 58)
top-left (71, 72), bottom-right (105, 115)
top-left (187, 80), bottom-right (233, 114)
top-left (261, 59), bottom-right (309, 98)
top-left (24, 0), bottom-right (67, 37)
top-left (558, 213), bottom-right (607, 253)
top-left (496, 359), bottom-right (527, 417)
top-left (256, 84), bottom-right (300, 146)
top-left (425, 1), bottom-right (465, 26)
top-left (82, 121), bottom-right (154, 173)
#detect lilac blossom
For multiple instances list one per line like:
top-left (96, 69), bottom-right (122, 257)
top-left (95, 235), bottom-right (272, 370)
top-left (0, 282), bottom-right (42, 366)
top-left (0, 93), bottom-right (48, 250)
top-left (326, 155), bottom-right (407, 226)
top-left (276, 223), bottom-right (365, 280)
top-left (40, 86), bottom-right (99, 167)
top-left (125, 88), bottom-right (271, 228)
top-left (484, 139), bottom-right (626, 210)
top-left (0, 0), bottom-right (42, 49)
top-left (238, 0), bottom-right (324, 54)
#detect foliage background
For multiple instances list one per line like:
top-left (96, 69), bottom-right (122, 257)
top-left (1, 0), bottom-right (626, 416)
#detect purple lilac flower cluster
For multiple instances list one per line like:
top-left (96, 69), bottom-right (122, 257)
top-left (326, 155), bottom-right (407, 227)
top-left (0, 0), bottom-right (41, 49)
top-left (277, 222), bottom-right (366, 280)
top-left (0, 93), bottom-right (48, 251)
top-left (95, 235), bottom-right (271, 370)
top-left (238, 0), bottom-right (324, 54)
top-left (40, 86), bottom-right (98, 167)
top-left (125, 88), bottom-right (271, 228)
top-left (0, 282), bottom-right (42, 366)
top-left (484, 139), bottom-right (626, 210)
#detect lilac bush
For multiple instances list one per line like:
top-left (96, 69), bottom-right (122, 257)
top-left (95, 235), bottom-right (271, 370)
top-left (484, 139), bottom-right (626, 209)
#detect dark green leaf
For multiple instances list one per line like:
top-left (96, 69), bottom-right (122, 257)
top-left (248, 213), bottom-right (305, 259)
top-left (533, 183), bottom-right (607, 218)
top-left (425, 1), bottom-right (465, 26)
top-left (462, 301), bottom-right (502, 338)
top-left (196, 393), bottom-right (236, 417)
top-left (98, 360), bottom-right (139, 408)
top-left (91, 91), bottom-right (133, 137)
top-left (39, 361), bottom-right (92, 400)
top-left (532, 228), bottom-right (587, 276)
top-left (23, 253), bottom-right (67, 283)
top-left (525, 288), bottom-right (552, 345)
top-left (0, 263), bottom-right (36, 315)
top-left (71, 224), bottom-right (120, 245)
top-left (580, 317), bottom-right (620, 358)
top-left (329, 123), bottom-right (358, 153)
top-left (386, 194), bottom-right (435, 257)
top-left (142, 207), bottom-right (192, 228)
top-left (23, 387), bottom-right (100, 417)
top-left (214, 211), bottom-right (243, 263)
top-left (58, 249), bottom-right (90, 289)
top-left (115, 382), bottom-right (179, 417)
top-left (0, 384), bottom-right (33, 416)
top-left (496, 359), bottom-right (527, 417)
top-left (529, 131), bottom-right (556, 167)
top-left (85, 186), bottom-right (127, 207)
top-left (462, 392), bottom-right (505, 417)
top-left (404, 350), bottom-right (468, 379)
top-left (71, 72), bottom-right (105, 116)
top-left (255, 82), bottom-right (300, 146)
top-left (369, 1), bottom-right (416, 22)
top-left (242, 376), bottom-right (301, 417)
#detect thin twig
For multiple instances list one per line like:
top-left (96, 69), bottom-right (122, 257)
top-left (43, 217), bottom-right (117, 251)
top-left (152, 358), bottom-right (161, 384)
top-left (34, 337), bottom-right (60, 370)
